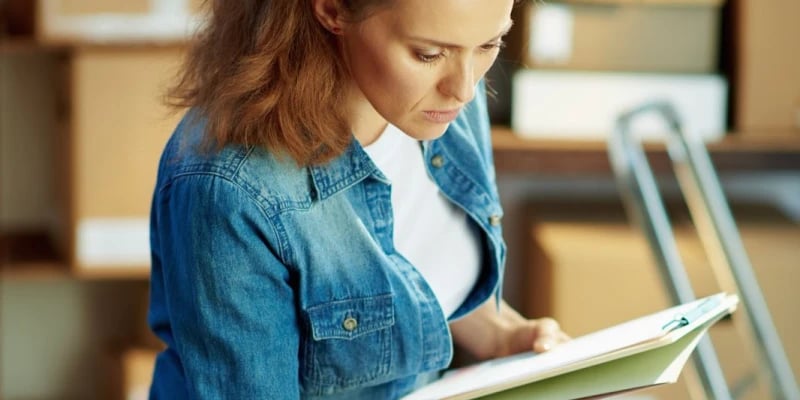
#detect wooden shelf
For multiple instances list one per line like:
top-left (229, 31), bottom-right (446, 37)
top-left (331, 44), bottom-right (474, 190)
top-left (3, 261), bottom-right (151, 281)
top-left (0, 37), bottom-right (69, 54)
top-left (1, 231), bottom-right (68, 280)
top-left (74, 266), bottom-right (150, 280)
top-left (3, 263), bottom-right (151, 281)
top-left (0, 36), bottom-right (185, 55)
top-left (492, 127), bottom-right (800, 175)
top-left (2, 262), bottom-right (71, 281)
top-left (1, 231), bottom-right (149, 281)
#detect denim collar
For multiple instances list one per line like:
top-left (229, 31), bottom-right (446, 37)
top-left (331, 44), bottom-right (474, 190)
top-left (308, 137), bottom-right (384, 201)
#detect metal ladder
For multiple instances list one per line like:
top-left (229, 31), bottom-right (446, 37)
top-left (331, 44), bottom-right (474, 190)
top-left (607, 100), bottom-right (800, 400)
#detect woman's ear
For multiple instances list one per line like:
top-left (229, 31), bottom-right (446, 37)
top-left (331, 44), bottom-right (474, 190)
top-left (312, 0), bottom-right (345, 35)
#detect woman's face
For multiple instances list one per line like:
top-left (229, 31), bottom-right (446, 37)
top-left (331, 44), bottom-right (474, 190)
top-left (338, 0), bottom-right (514, 144)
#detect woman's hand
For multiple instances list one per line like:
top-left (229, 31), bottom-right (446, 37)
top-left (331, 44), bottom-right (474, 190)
top-left (450, 298), bottom-right (571, 360)
top-left (500, 315), bottom-right (571, 356)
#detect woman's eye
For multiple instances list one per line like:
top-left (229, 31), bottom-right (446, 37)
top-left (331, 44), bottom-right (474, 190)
top-left (417, 52), bottom-right (444, 63)
top-left (479, 41), bottom-right (506, 52)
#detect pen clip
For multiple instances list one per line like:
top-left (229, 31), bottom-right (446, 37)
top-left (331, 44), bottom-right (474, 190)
top-left (661, 315), bottom-right (689, 331)
top-left (661, 295), bottom-right (723, 332)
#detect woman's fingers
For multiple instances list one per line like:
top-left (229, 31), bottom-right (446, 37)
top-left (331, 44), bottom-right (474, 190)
top-left (532, 317), bottom-right (570, 353)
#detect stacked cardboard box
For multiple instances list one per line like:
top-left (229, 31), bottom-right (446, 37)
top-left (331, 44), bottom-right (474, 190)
top-left (509, 0), bottom-right (728, 141)
top-left (513, 0), bottom-right (723, 73)
top-left (730, 0), bottom-right (800, 133)
top-left (63, 46), bottom-right (184, 274)
top-left (103, 346), bottom-right (160, 400)
top-left (2, 3), bottom-right (197, 276)
top-left (525, 201), bottom-right (799, 399)
top-left (121, 348), bottom-right (159, 400)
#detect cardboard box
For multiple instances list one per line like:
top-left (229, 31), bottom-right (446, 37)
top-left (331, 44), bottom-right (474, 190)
top-left (731, 0), bottom-right (800, 132)
top-left (513, 0), bottom-right (723, 73)
top-left (65, 46), bottom-right (184, 273)
top-left (525, 202), bottom-right (799, 399)
top-left (120, 347), bottom-right (159, 400)
top-left (35, 0), bottom-right (206, 43)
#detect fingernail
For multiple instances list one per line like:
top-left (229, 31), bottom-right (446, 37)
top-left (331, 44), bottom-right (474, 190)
top-left (539, 340), bottom-right (554, 352)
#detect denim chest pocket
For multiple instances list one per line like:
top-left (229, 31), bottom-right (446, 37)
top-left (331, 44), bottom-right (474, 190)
top-left (301, 294), bottom-right (395, 395)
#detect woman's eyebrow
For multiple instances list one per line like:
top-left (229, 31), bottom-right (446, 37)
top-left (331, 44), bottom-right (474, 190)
top-left (406, 20), bottom-right (514, 49)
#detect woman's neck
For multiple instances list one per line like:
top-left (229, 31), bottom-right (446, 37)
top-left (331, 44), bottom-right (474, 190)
top-left (347, 84), bottom-right (388, 147)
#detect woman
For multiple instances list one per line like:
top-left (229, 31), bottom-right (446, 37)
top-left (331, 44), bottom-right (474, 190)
top-left (148, 0), bottom-right (569, 398)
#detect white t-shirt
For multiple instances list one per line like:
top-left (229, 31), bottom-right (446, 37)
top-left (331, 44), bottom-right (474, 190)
top-left (363, 124), bottom-right (482, 318)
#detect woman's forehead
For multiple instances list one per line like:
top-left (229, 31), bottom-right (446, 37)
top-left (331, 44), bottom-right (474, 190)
top-left (365, 0), bottom-right (514, 46)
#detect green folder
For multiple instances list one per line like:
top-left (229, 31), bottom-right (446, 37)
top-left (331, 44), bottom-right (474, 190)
top-left (403, 293), bottom-right (738, 400)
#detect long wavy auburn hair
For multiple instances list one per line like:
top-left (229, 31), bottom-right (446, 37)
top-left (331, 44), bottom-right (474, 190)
top-left (168, 1), bottom-right (387, 166)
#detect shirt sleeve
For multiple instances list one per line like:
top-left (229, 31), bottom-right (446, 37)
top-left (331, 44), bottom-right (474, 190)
top-left (151, 173), bottom-right (300, 399)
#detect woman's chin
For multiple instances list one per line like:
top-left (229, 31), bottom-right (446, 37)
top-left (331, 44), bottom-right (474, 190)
top-left (401, 122), bottom-right (451, 141)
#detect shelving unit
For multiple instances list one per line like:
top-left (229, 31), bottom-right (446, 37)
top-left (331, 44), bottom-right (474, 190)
top-left (3, 126), bottom-right (799, 282)
top-left (491, 127), bottom-right (800, 175)
top-left (1, 39), bottom-right (183, 282)
top-left (1, 28), bottom-right (177, 399)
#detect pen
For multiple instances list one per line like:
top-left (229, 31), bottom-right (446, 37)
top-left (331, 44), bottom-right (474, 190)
top-left (661, 295), bottom-right (723, 332)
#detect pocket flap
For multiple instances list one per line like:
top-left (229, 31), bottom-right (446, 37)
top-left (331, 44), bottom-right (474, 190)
top-left (307, 294), bottom-right (395, 340)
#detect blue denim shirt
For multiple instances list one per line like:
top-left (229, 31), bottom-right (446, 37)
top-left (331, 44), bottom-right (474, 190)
top-left (148, 82), bottom-right (506, 399)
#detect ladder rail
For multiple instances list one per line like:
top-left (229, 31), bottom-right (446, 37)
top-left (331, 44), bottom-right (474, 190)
top-left (609, 100), bottom-right (799, 400)
top-left (663, 103), bottom-right (800, 400)
top-left (608, 104), bottom-right (733, 400)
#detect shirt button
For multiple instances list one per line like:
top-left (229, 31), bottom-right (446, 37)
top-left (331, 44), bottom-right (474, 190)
top-left (489, 214), bottom-right (502, 227)
top-left (342, 317), bottom-right (358, 331)
top-left (430, 155), bottom-right (445, 168)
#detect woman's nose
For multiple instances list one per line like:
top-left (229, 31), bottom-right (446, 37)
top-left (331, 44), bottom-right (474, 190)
top-left (438, 59), bottom-right (475, 103)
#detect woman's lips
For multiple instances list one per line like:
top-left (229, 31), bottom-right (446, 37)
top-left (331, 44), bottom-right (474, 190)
top-left (422, 109), bottom-right (461, 124)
